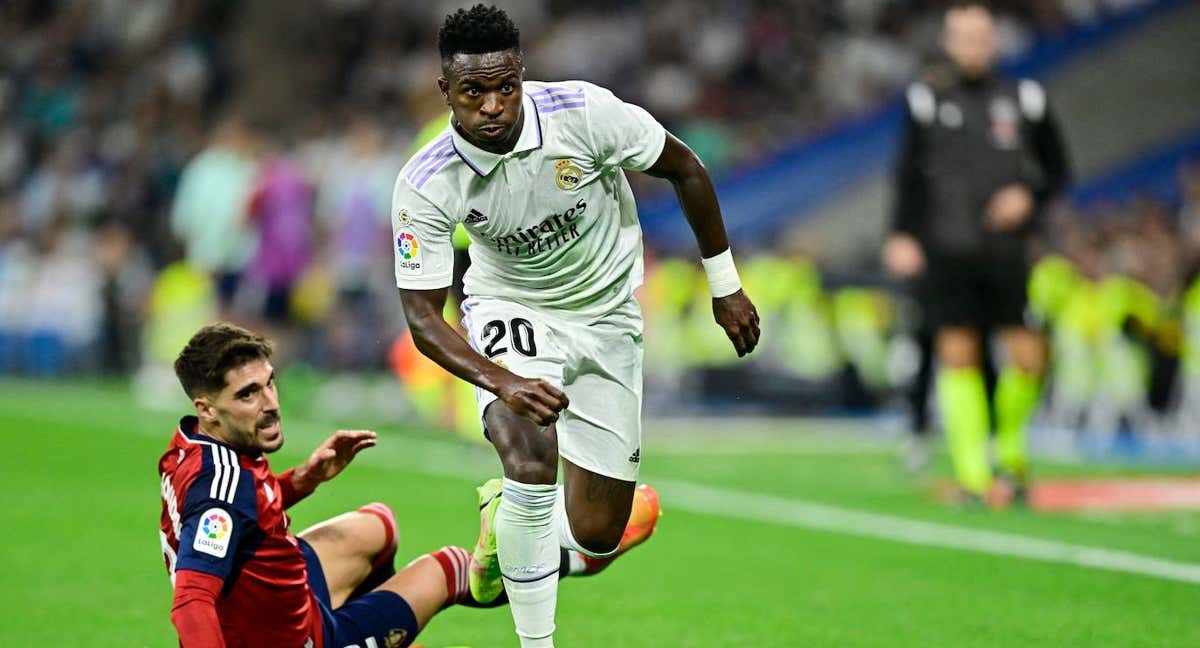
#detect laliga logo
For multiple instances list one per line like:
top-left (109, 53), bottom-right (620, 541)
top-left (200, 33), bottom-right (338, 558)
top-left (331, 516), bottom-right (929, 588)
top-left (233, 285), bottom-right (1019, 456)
top-left (193, 507), bottom-right (233, 557)
top-left (201, 512), bottom-right (230, 540)
top-left (397, 232), bottom-right (419, 260)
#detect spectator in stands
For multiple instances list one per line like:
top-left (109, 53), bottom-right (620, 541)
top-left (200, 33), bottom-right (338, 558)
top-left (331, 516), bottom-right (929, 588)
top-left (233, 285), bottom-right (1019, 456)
top-left (0, 0), bottom-right (1166, 392)
top-left (95, 219), bottom-right (153, 373)
top-left (245, 138), bottom-right (315, 324)
top-left (312, 116), bottom-right (399, 369)
top-left (170, 115), bottom-right (260, 313)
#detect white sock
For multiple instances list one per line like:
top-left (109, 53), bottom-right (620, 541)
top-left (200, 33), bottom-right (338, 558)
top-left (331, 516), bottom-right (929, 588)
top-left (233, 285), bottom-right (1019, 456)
top-left (498, 478), bottom-right (559, 647)
top-left (564, 548), bottom-right (587, 577)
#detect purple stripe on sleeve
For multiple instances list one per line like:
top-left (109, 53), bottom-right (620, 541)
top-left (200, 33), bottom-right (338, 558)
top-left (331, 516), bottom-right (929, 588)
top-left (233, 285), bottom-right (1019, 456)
top-left (529, 87), bottom-right (585, 100)
top-left (412, 135), bottom-right (452, 166)
top-left (414, 135), bottom-right (453, 162)
top-left (413, 149), bottom-right (457, 188)
top-left (409, 137), bottom-right (452, 170)
top-left (535, 101), bottom-right (587, 113)
top-left (530, 86), bottom-right (587, 111)
top-left (406, 140), bottom-right (454, 183)
top-left (531, 94), bottom-right (585, 106)
top-left (406, 142), bottom-right (453, 183)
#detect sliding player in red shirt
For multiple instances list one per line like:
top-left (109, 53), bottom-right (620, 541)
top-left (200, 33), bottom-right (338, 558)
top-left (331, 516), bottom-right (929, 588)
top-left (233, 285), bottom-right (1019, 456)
top-left (159, 322), bottom-right (659, 647)
top-left (159, 322), bottom-right (479, 648)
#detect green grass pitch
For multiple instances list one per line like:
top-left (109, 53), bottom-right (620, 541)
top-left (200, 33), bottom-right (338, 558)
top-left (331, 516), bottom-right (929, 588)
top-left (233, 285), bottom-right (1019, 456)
top-left (2, 378), bottom-right (1198, 647)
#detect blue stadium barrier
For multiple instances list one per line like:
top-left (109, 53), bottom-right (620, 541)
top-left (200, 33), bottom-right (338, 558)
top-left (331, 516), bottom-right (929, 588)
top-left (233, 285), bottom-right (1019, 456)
top-left (1072, 127), bottom-right (1200, 209)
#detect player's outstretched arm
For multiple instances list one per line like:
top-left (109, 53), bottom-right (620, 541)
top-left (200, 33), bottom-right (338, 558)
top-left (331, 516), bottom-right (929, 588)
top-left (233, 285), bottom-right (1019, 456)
top-left (643, 132), bottom-right (760, 356)
top-left (399, 287), bottom-right (569, 425)
top-left (281, 430), bottom-right (378, 507)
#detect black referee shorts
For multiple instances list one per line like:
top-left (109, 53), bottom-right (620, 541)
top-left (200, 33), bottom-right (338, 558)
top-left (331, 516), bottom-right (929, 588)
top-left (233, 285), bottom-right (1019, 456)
top-left (925, 252), bottom-right (1030, 330)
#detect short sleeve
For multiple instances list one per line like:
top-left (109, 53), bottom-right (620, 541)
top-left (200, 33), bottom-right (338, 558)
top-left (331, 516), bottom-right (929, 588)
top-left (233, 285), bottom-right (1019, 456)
top-left (392, 181), bottom-right (456, 290)
top-left (584, 84), bottom-right (667, 172)
top-left (174, 461), bottom-right (257, 582)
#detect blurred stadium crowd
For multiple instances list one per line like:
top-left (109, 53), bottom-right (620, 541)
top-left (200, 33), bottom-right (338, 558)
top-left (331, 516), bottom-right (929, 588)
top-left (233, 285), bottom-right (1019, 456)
top-left (1, 0), bottom-right (1195, 439)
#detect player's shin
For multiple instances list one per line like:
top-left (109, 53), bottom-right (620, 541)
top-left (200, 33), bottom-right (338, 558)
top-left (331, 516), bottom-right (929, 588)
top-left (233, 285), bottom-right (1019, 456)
top-left (496, 478), bottom-right (560, 647)
top-left (349, 503), bottom-right (400, 599)
top-left (938, 367), bottom-right (991, 497)
top-left (995, 367), bottom-right (1040, 480)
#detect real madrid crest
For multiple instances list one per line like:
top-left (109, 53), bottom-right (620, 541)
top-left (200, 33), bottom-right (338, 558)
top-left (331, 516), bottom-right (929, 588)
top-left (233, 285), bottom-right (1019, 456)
top-left (397, 208), bottom-right (412, 226)
top-left (554, 159), bottom-right (582, 191)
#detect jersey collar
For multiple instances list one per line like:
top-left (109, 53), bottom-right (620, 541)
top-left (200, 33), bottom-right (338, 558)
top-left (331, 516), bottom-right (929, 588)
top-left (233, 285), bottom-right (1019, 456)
top-left (177, 415), bottom-right (259, 457)
top-left (178, 415), bottom-right (232, 450)
top-left (449, 92), bottom-right (543, 178)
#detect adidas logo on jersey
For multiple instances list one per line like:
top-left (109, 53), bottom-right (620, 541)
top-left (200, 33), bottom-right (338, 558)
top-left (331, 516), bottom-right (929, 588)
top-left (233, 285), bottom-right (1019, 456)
top-left (628, 447), bottom-right (640, 463)
top-left (465, 209), bottom-right (488, 224)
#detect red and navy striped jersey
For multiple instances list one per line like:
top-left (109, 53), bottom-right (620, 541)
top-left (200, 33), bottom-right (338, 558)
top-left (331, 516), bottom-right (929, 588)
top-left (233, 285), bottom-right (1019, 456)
top-left (158, 416), bottom-right (322, 647)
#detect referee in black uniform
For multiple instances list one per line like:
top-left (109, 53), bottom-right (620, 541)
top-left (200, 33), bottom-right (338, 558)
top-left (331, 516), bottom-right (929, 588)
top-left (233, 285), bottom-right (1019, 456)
top-left (883, 0), bottom-right (1070, 503)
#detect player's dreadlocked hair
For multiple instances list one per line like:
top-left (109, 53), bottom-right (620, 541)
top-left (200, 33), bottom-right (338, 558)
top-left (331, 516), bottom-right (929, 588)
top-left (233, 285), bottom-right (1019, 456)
top-left (174, 322), bottom-right (273, 398)
top-left (438, 4), bottom-right (521, 62)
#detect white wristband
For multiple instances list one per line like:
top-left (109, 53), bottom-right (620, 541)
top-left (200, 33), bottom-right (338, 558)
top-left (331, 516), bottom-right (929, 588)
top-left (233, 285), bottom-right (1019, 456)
top-left (701, 248), bottom-right (742, 298)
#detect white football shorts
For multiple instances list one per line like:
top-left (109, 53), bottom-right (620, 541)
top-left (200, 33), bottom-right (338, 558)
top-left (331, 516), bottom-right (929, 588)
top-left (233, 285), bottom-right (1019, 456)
top-left (461, 295), bottom-right (644, 481)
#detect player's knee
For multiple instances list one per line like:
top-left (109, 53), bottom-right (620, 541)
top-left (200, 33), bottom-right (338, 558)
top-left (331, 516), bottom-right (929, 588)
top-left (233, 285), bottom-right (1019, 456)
top-left (1007, 337), bottom-right (1046, 376)
top-left (571, 520), bottom-right (622, 555)
top-left (504, 459), bottom-right (557, 485)
top-left (1012, 353), bottom-right (1045, 376)
top-left (357, 502), bottom-right (396, 527)
top-left (937, 330), bottom-right (979, 368)
top-left (357, 502), bottom-right (399, 559)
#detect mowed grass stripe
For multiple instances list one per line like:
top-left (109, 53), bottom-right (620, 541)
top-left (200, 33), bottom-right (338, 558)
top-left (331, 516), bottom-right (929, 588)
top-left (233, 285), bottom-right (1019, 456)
top-left (4, 380), bottom-right (1200, 586)
top-left (5, 380), bottom-right (1200, 646)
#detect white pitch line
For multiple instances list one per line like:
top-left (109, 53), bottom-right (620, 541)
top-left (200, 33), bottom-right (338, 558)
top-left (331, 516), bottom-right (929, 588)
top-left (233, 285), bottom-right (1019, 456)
top-left (299, 430), bottom-right (1200, 585)
top-left (650, 442), bottom-right (894, 457)
top-left (654, 479), bottom-right (1200, 585)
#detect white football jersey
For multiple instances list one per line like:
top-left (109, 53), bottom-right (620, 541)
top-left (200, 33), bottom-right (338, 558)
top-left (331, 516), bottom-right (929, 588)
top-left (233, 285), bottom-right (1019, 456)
top-left (390, 80), bottom-right (666, 322)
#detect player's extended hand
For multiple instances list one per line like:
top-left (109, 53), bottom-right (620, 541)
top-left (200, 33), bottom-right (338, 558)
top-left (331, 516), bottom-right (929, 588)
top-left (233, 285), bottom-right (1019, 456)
top-left (986, 184), bottom-right (1034, 231)
top-left (713, 289), bottom-right (760, 357)
top-left (496, 375), bottom-right (569, 426)
top-left (292, 430), bottom-right (378, 492)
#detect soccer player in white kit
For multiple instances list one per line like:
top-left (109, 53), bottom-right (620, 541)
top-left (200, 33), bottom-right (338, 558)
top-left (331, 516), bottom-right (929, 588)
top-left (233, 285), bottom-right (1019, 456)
top-left (393, 6), bottom-right (760, 646)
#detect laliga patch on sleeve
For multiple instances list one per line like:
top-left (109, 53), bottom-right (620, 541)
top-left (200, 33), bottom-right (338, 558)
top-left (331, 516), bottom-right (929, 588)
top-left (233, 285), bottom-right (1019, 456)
top-left (193, 507), bottom-right (234, 558)
top-left (395, 229), bottom-right (423, 275)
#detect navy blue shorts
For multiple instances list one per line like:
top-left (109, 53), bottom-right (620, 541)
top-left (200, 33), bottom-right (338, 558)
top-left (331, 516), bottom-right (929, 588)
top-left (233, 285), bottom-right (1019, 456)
top-left (299, 537), bottom-right (418, 648)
